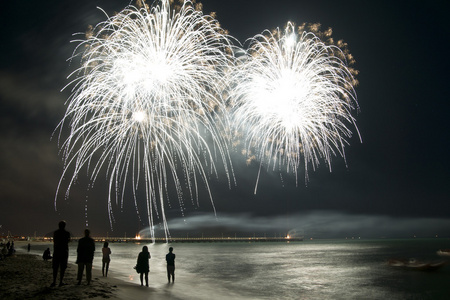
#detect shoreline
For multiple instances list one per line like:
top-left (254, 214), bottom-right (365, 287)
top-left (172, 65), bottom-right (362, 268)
top-left (0, 250), bottom-right (175, 300)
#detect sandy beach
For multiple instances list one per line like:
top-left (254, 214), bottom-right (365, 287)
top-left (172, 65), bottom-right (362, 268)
top-left (0, 249), bottom-right (175, 300)
top-left (0, 252), bottom-right (116, 300)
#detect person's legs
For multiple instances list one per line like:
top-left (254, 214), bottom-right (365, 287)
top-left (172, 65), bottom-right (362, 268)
top-left (60, 265), bottom-right (67, 286)
top-left (59, 253), bottom-right (68, 286)
top-left (105, 262), bottom-right (109, 277)
top-left (167, 266), bottom-right (175, 282)
top-left (102, 262), bottom-right (105, 276)
top-left (77, 263), bottom-right (84, 284)
top-left (144, 272), bottom-right (148, 286)
top-left (140, 273), bottom-right (143, 286)
top-left (86, 263), bottom-right (92, 284)
top-left (51, 258), bottom-right (59, 286)
top-left (51, 267), bottom-right (58, 286)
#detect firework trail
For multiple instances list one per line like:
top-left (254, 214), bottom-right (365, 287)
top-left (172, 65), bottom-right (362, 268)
top-left (228, 22), bottom-right (360, 192)
top-left (56, 0), bottom-right (233, 239)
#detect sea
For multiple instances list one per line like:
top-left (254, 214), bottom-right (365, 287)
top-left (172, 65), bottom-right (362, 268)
top-left (24, 238), bottom-right (450, 299)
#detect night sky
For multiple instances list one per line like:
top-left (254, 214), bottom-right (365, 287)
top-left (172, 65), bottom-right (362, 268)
top-left (1, 0), bottom-right (449, 238)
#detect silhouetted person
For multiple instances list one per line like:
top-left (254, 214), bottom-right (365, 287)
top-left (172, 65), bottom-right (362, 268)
top-left (27, 243), bottom-right (31, 252)
top-left (43, 248), bottom-right (53, 261)
top-left (51, 220), bottom-right (71, 287)
top-left (76, 229), bottom-right (95, 285)
top-left (166, 247), bottom-right (175, 283)
top-left (102, 241), bottom-right (111, 277)
top-left (7, 241), bottom-right (15, 256)
top-left (1, 245), bottom-right (7, 259)
top-left (136, 246), bottom-right (151, 286)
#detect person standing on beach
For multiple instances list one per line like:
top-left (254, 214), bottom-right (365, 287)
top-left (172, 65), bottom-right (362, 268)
top-left (102, 241), bottom-right (111, 277)
top-left (166, 247), bottom-right (175, 283)
top-left (1, 244), bottom-right (8, 259)
top-left (51, 220), bottom-right (71, 287)
top-left (76, 229), bottom-right (95, 285)
top-left (7, 241), bottom-right (15, 256)
top-left (136, 246), bottom-right (151, 287)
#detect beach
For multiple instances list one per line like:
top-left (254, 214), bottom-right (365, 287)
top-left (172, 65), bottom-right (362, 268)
top-left (1, 240), bottom-right (248, 300)
top-left (0, 245), bottom-right (176, 300)
top-left (0, 252), bottom-right (116, 300)
top-left (2, 239), bottom-right (450, 299)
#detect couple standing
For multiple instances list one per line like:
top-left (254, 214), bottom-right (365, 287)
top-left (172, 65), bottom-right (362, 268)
top-left (76, 231), bottom-right (112, 283)
top-left (136, 246), bottom-right (176, 286)
top-left (50, 222), bottom-right (95, 286)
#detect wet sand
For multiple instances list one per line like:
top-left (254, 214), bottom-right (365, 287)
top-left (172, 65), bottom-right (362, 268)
top-left (0, 252), bottom-right (175, 300)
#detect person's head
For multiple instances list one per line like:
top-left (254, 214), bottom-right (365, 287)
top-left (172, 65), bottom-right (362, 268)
top-left (103, 241), bottom-right (109, 248)
top-left (58, 220), bottom-right (66, 230)
top-left (142, 246), bottom-right (148, 253)
top-left (169, 247), bottom-right (173, 252)
top-left (84, 229), bottom-right (90, 237)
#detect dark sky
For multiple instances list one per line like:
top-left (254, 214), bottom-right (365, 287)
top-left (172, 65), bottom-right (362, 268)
top-left (1, 0), bottom-right (449, 238)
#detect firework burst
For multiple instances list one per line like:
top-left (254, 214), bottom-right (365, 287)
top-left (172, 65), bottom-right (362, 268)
top-left (228, 22), bottom-right (360, 192)
top-left (56, 0), bottom-right (233, 239)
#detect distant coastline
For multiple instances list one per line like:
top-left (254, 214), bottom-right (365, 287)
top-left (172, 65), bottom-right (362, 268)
top-left (92, 236), bottom-right (304, 243)
top-left (2, 235), bottom-right (303, 243)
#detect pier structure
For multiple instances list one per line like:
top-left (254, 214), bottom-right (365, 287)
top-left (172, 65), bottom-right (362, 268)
top-left (91, 236), bottom-right (304, 243)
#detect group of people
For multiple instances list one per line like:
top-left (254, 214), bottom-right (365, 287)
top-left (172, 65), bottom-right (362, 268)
top-left (49, 220), bottom-right (176, 288)
top-left (1, 240), bottom-right (15, 259)
top-left (50, 221), bottom-right (109, 287)
top-left (134, 245), bottom-right (176, 286)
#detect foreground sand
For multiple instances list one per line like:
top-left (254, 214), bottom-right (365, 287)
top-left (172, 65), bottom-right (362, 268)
top-left (0, 253), bottom-right (117, 299)
top-left (0, 253), bottom-right (175, 300)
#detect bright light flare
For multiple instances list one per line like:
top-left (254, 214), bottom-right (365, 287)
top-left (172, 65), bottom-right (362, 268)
top-left (132, 111), bottom-right (146, 123)
top-left (56, 0), bottom-right (234, 240)
top-left (56, 1), bottom-right (361, 237)
top-left (229, 22), bottom-right (360, 190)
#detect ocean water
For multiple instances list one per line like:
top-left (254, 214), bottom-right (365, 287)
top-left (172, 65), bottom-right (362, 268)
top-left (27, 239), bottom-right (450, 299)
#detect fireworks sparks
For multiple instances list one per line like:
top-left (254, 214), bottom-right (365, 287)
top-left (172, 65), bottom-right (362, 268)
top-left (228, 22), bottom-right (360, 192)
top-left (57, 1), bottom-right (360, 237)
top-left (57, 0), bottom-right (233, 239)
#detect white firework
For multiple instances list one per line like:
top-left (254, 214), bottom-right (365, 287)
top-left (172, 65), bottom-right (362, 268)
top-left (56, 0), bottom-right (233, 239)
top-left (229, 22), bottom-right (360, 192)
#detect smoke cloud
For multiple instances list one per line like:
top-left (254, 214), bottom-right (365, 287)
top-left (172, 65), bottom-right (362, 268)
top-left (138, 211), bottom-right (450, 239)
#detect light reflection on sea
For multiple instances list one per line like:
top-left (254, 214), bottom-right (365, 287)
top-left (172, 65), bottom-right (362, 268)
top-left (26, 239), bottom-right (450, 299)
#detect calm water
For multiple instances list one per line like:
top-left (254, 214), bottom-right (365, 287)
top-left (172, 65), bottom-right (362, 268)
top-left (26, 239), bottom-right (450, 299)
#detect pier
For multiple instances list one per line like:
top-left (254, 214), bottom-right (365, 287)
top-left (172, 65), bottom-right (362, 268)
top-left (12, 235), bottom-right (303, 243)
top-left (91, 236), bottom-right (303, 243)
